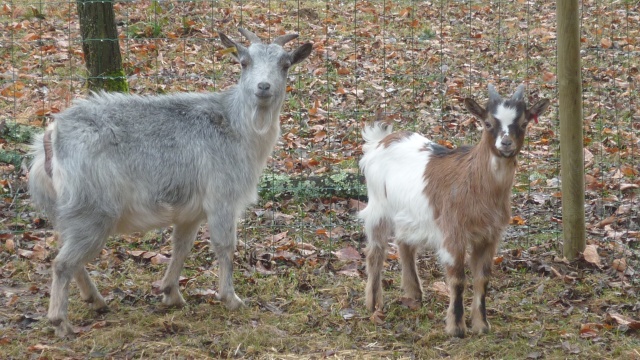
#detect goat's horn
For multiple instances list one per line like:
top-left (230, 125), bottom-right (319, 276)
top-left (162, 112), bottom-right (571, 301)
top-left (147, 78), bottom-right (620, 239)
top-left (273, 33), bottom-right (299, 46)
top-left (238, 28), bottom-right (262, 44)
top-left (511, 84), bottom-right (525, 101)
top-left (488, 84), bottom-right (501, 102)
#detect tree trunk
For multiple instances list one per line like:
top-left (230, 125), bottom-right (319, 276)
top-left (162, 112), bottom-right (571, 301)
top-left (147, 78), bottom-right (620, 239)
top-left (77, 0), bottom-right (128, 92)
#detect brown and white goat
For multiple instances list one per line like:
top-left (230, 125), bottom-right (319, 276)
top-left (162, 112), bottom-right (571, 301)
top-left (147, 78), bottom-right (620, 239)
top-left (359, 84), bottom-right (549, 337)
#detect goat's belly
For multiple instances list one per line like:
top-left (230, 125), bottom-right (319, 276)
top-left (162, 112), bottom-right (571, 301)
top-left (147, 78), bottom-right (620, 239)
top-left (114, 202), bottom-right (205, 234)
top-left (392, 208), bottom-right (444, 247)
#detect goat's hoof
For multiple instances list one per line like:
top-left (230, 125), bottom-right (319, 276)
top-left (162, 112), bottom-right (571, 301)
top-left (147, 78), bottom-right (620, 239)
top-left (162, 293), bottom-right (187, 308)
top-left (86, 296), bottom-right (108, 312)
top-left (449, 328), bottom-right (466, 338)
top-left (365, 297), bottom-right (383, 313)
top-left (94, 305), bottom-right (110, 315)
top-left (51, 319), bottom-right (75, 338)
top-left (219, 293), bottom-right (245, 310)
top-left (445, 324), bottom-right (467, 338)
top-left (471, 322), bottom-right (490, 335)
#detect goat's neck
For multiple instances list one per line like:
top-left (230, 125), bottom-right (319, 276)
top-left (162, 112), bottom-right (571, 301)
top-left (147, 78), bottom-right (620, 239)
top-left (227, 87), bottom-right (284, 176)
top-left (471, 133), bottom-right (518, 191)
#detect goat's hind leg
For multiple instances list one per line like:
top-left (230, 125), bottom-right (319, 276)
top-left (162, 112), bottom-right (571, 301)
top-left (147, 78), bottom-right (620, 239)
top-left (160, 221), bottom-right (200, 307)
top-left (48, 217), bottom-right (111, 337)
top-left (74, 267), bottom-right (107, 312)
top-left (469, 241), bottom-right (497, 334)
top-left (364, 217), bottom-right (392, 312)
top-left (208, 210), bottom-right (244, 310)
top-left (399, 242), bottom-right (422, 303)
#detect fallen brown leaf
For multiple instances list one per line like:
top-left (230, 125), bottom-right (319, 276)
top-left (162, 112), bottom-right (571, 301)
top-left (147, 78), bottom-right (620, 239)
top-left (17, 249), bottom-right (34, 259)
top-left (595, 215), bottom-right (616, 228)
top-left (583, 244), bottom-right (602, 268)
top-left (580, 323), bottom-right (604, 338)
top-left (612, 258), bottom-right (627, 272)
top-left (348, 198), bottom-right (367, 211)
top-left (333, 246), bottom-right (361, 261)
top-left (606, 312), bottom-right (640, 331)
top-left (398, 296), bottom-right (421, 310)
top-left (431, 281), bottom-right (449, 297)
top-left (4, 238), bottom-right (14, 251)
top-left (370, 309), bottom-right (386, 325)
top-left (150, 254), bottom-right (170, 265)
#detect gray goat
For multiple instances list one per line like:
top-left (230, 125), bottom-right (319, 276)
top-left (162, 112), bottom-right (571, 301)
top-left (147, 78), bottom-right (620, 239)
top-left (28, 28), bottom-right (313, 337)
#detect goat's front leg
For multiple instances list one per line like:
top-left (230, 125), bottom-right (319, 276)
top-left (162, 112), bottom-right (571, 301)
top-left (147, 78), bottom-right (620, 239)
top-left (444, 246), bottom-right (467, 338)
top-left (208, 211), bottom-right (244, 310)
top-left (160, 221), bottom-right (200, 307)
top-left (469, 241), bottom-right (497, 334)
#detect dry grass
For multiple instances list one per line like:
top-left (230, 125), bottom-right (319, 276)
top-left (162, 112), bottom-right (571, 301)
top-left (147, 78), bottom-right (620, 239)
top-left (1, 239), bottom-right (639, 359)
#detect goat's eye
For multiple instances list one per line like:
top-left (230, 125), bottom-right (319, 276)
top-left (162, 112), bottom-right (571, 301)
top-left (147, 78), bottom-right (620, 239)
top-left (483, 121), bottom-right (492, 129)
top-left (281, 61), bottom-right (291, 71)
top-left (240, 59), bottom-right (249, 69)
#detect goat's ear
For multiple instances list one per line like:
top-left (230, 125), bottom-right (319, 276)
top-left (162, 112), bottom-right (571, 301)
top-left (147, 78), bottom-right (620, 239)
top-left (290, 42), bottom-right (313, 66)
top-left (464, 98), bottom-right (486, 120)
top-left (219, 32), bottom-right (245, 61)
top-left (526, 99), bottom-right (550, 123)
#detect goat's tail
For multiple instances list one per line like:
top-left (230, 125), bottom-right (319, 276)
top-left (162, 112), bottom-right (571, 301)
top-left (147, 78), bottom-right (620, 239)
top-left (28, 123), bottom-right (58, 220)
top-left (361, 121), bottom-right (393, 154)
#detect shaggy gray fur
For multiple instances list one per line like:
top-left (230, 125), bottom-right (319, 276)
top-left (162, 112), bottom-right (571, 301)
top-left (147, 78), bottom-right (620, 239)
top-left (28, 28), bottom-right (312, 337)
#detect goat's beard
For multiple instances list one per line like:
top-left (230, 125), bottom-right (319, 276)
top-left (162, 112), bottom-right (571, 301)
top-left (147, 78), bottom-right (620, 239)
top-left (251, 105), bottom-right (274, 135)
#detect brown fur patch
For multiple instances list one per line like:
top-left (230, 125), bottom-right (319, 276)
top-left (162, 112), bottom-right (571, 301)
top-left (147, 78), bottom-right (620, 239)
top-left (43, 130), bottom-right (53, 178)
top-left (379, 131), bottom-right (412, 149)
top-left (423, 130), bottom-right (516, 255)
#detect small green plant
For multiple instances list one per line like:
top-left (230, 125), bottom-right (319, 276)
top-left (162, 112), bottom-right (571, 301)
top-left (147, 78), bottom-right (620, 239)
top-left (419, 27), bottom-right (436, 40)
top-left (1, 122), bottom-right (37, 143)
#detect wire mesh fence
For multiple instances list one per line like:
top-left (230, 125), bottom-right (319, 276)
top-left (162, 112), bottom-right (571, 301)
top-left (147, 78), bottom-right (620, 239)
top-left (0, 0), bottom-right (638, 272)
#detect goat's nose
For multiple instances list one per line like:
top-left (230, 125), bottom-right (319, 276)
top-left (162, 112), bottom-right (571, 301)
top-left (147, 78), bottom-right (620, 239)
top-left (501, 137), bottom-right (513, 147)
top-left (258, 82), bottom-right (271, 91)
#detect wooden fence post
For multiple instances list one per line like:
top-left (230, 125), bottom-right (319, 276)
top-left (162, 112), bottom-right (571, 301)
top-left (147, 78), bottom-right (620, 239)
top-left (557, 0), bottom-right (586, 259)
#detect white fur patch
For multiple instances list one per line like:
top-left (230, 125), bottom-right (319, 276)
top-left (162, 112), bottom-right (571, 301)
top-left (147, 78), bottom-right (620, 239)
top-left (437, 248), bottom-right (455, 266)
top-left (359, 131), bottom-right (451, 266)
top-left (494, 104), bottom-right (517, 132)
top-left (493, 103), bottom-right (517, 148)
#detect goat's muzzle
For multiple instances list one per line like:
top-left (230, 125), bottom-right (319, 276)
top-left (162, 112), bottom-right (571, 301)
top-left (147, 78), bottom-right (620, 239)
top-left (255, 82), bottom-right (272, 100)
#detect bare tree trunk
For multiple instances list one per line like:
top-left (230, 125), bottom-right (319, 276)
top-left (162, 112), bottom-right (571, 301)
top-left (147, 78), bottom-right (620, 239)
top-left (77, 0), bottom-right (128, 92)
